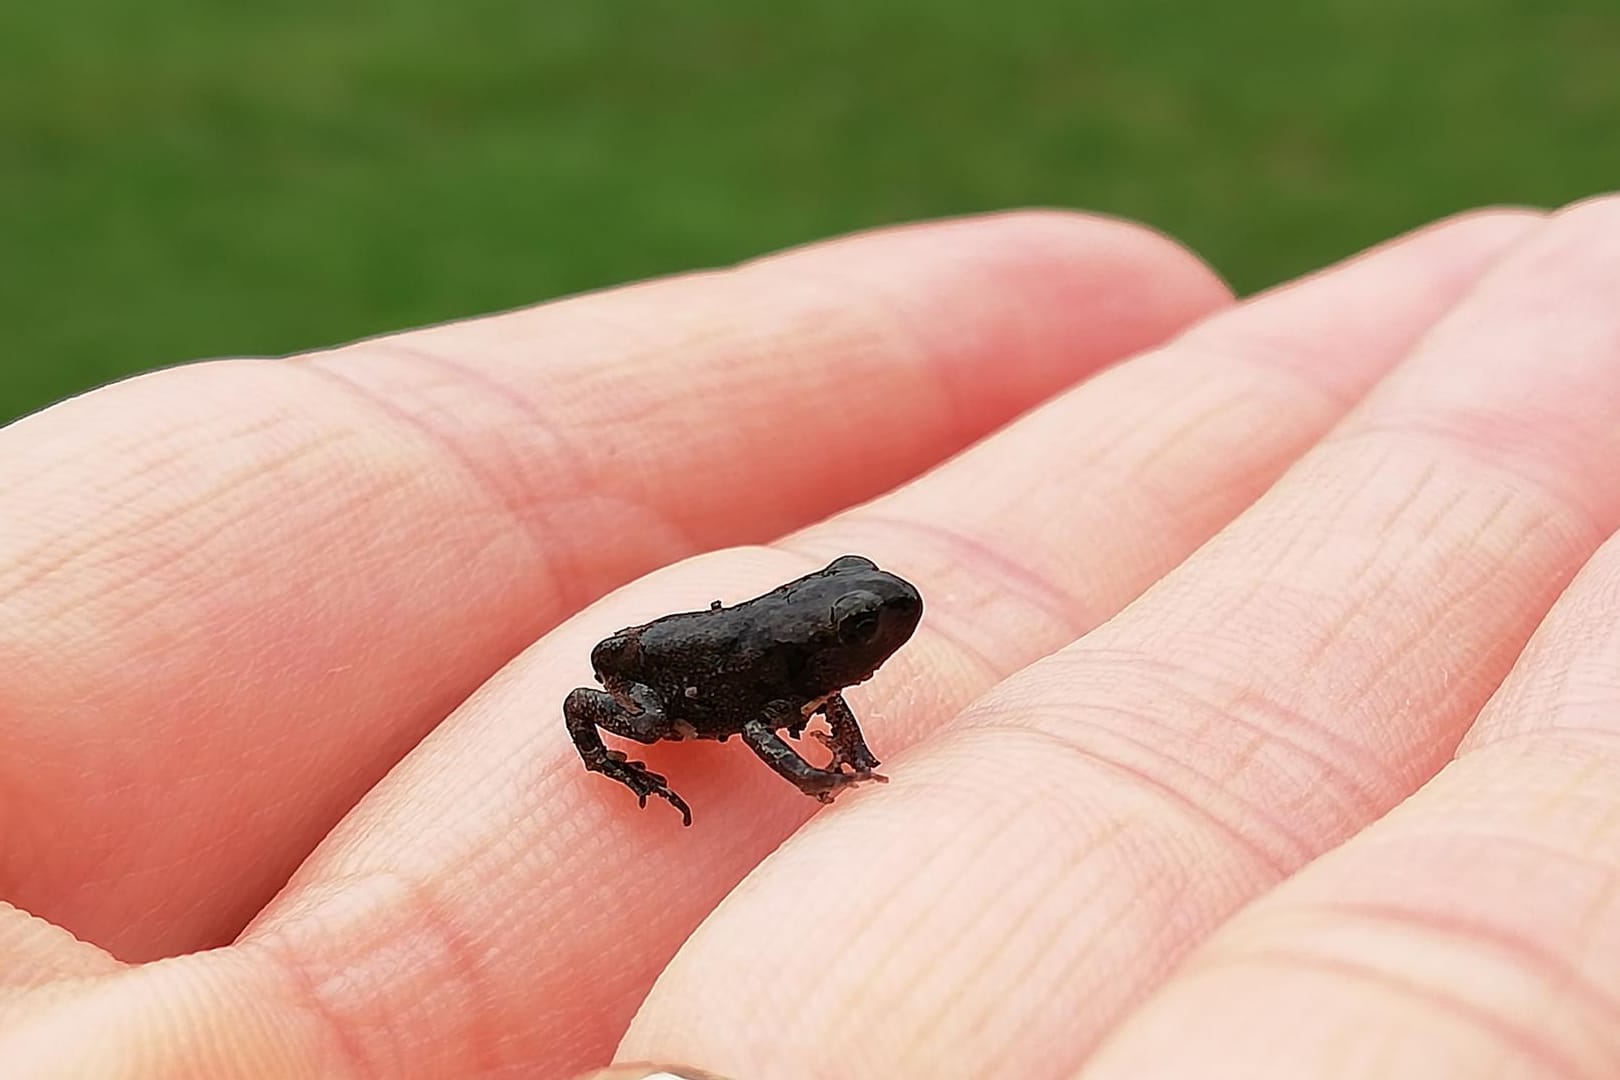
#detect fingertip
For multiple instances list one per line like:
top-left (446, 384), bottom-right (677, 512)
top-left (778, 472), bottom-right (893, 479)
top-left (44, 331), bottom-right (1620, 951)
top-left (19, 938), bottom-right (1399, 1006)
top-left (1255, 204), bottom-right (1546, 302)
top-left (1551, 188), bottom-right (1620, 220)
top-left (986, 205), bottom-right (1234, 288)
top-left (573, 1066), bottom-right (734, 1080)
top-left (1418, 202), bottom-right (1547, 227)
top-left (1388, 204), bottom-right (1548, 258)
top-left (814, 206), bottom-right (1235, 320)
top-left (748, 206), bottom-right (1233, 331)
top-left (737, 208), bottom-right (1234, 440)
top-left (986, 206), bottom-right (1238, 333)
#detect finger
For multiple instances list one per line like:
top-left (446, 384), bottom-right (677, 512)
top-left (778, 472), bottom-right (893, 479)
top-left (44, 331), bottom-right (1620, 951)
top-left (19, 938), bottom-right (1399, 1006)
top-left (0, 957), bottom-right (726, 1079)
top-left (0, 904), bottom-right (117, 1002)
top-left (200, 211), bottom-right (1540, 1080)
top-left (0, 953), bottom-right (338, 1078)
top-left (620, 199), bottom-right (1620, 1079)
top-left (574, 1068), bottom-right (731, 1080)
top-left (1082, 450), bottom-right (1620, 1076)
top-left (0, 212), bottom-right (1225, 960)
top-left (0, 904), bottom-right (120, 1040)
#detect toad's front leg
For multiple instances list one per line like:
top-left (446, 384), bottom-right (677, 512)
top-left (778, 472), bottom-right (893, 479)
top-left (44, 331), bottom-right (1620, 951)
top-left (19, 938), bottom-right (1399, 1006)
top-left (742, 714), bottom-right (873, 804)
top-left (563, 682), bottom-right (692, 826)
top-left (812, 692), bottom-right (885, 778)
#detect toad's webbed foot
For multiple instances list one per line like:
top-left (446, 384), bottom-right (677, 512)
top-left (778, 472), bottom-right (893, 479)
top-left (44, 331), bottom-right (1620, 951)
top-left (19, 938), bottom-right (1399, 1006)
top-left (565, 686), bottom-right (693, 826)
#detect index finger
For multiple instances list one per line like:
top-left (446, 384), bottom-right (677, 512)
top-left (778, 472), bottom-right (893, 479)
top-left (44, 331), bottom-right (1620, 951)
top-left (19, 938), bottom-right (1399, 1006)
top-left (0, 211), bottom-right (1226, 960)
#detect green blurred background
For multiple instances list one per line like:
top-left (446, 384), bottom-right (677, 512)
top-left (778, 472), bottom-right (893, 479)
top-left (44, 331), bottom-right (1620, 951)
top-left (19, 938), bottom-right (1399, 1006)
top-left (4, 0), bottom-right (1617, 423)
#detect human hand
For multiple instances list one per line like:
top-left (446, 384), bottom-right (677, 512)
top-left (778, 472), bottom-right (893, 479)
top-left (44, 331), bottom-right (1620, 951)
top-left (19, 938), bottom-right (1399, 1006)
top-left (0, 197), bottom-right (1603, 1079)
top-left (614, 198), bottom-right (1620, 1080)
top-left (0, 209), bottom-right (1226, 1075)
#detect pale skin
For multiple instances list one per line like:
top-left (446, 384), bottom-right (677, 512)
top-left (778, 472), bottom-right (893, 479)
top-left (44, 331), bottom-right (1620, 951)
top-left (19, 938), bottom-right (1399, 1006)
top-left (2, 198), bottom-right (1618, 1078)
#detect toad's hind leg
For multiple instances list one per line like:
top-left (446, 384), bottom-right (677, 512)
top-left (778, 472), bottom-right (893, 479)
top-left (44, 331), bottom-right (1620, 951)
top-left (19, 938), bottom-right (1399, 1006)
top-left (564, 687), bottom-right (692, 826)
top-left (741, 717), bottom-right (872, 804)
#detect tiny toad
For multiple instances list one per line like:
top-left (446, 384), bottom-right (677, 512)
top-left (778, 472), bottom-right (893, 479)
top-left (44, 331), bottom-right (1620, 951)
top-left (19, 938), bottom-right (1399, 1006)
top-left (564, 555), bottom-right (923, 825)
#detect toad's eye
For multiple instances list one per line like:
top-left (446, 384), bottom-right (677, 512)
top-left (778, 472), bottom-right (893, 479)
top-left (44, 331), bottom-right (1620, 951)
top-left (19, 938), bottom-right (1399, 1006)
top-left (833, 590), bottom-right (882, 644)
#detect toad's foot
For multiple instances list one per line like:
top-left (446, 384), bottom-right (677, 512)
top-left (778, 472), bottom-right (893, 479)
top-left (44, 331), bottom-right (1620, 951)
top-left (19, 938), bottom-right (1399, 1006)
top-left (801, 753), bottom-right (889, 804)
top-left (744, 717), bottom-right (883, 804)
top-left (602, 749), bottom-right (693, 826)
top-left (811, 728), bottom-right (885, 777)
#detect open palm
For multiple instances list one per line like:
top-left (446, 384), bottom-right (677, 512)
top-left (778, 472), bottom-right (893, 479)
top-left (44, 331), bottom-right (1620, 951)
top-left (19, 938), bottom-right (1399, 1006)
top-left (4, 199), bottom-right (1618, 1079)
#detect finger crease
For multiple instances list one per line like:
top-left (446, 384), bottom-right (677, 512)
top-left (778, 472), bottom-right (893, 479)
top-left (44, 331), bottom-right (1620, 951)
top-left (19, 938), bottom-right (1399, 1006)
top-left (1314, 899), bottom-right (1620, 1035)
top-left (284, 358), bottom-right (589, 609)
top-left (1219, 947), bottom-right (1605, 1080)
top-left (977, 719), bottom-right (1294, 878)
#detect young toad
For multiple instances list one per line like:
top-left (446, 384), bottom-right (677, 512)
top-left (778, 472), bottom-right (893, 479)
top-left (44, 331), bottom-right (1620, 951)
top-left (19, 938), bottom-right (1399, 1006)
top-left (564, 555), bottom-right (923, 825)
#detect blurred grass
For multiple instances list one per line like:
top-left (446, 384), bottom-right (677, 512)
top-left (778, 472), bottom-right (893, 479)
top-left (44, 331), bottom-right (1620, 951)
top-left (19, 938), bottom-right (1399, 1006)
top-left (3, 0), bottom-right (1617, 422)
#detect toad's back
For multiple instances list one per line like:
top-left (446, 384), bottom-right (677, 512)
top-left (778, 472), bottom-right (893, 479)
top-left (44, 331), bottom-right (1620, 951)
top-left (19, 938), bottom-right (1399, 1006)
top-left (629, 590), bottom-right (835, 734)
